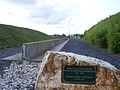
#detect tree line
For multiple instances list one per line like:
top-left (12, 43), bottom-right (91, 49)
top-left (82, 12), bottom-right (120, 54)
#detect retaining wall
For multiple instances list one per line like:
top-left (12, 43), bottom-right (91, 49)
top-left (22, 38), bottom-right (67, 60)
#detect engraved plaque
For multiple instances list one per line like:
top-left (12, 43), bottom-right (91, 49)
top-left (62, 64), bottom-right (96, 84)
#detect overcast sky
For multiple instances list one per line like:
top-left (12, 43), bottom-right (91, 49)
top-left (0, 0), bottom-right (120, 35)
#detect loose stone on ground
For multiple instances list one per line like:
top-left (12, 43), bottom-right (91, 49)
top-left (0, 60), bottom-right (41, 90)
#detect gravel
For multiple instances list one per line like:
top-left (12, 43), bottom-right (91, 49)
top-left (61, 39), bottom-right (120, 69)
top-left (0, 60), bottom-right (41, 90)
top-left (0, 47), bottom-right (22, 59)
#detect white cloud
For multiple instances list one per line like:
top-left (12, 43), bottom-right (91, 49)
top-left (4, 0), bottom-right (36, 6)
top-left (30, 5), bottom-right (69, 24)
top-left (0, 1), bottom-right (31, 26)
top-left (0, 0), bottom-right (120, 35)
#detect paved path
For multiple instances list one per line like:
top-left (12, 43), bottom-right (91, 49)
top-left (0, 47), bottom-right (22, 59)
top-left (61, 39), bottom-right (120, 69)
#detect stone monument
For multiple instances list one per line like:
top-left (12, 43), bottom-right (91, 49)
top-left (35, 51), bottom-right (120, 90)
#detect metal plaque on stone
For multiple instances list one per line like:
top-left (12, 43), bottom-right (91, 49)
top-left (61, 62), bottom-right (97, 84)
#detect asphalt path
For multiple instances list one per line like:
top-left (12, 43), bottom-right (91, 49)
top-left (0, 47), bottom-right (22, 59)
top-left (61, 39), bottom-right (120, 69)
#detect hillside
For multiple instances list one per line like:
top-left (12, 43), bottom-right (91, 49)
top-left (0, 24), bottom-right (53, 49)
top-left (83, 12), bottom-right (120, 54)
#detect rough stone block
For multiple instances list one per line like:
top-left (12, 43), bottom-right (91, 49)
top-left (35, 51), bottom-right (120, 90)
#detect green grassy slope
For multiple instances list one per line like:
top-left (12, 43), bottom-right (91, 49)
top-left (0, 24), bottom-right (53, 49)
top-left (82, 12), bottom-right (120, 53)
